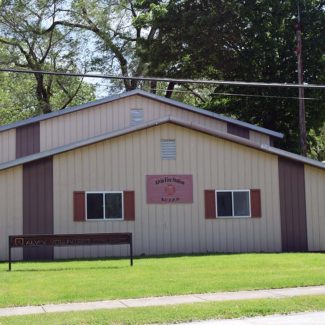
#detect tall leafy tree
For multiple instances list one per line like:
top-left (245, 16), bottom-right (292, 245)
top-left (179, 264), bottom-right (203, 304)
top-left (0, 0), bottom-right (95, 115)
top-left (43, 0), bottom-right (161, 91)
top-left (136, 0), bottom-right (325, 153)
top-left (0, 0), bottom-right (324, 156)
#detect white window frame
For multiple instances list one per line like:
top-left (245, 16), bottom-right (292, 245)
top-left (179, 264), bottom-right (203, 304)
top-left (85, 191), bottom-right (124, 221)
top-left (215, 189), bottom-right (251, 218)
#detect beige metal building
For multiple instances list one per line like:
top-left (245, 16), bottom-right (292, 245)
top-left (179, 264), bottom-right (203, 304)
top-left (0, 90), bottom-right (324, 261)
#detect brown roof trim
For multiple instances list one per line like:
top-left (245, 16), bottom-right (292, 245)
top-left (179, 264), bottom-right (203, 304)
top-left (16, 122), bottom-right (40, 158)
top-left (227, 123), bottom-right (250, 139)
top-left (0, 116), bottom-right (323, 172)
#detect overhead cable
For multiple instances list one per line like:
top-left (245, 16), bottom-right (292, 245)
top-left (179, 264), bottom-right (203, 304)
top-left (146, 88), bottom-right (325, 101)
top-left (1, 68), bottom-right (325, 89)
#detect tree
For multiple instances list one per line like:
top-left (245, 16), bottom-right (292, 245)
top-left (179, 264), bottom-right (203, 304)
top-left (135, 1), bottom-right (240, 78)
top-left (1, 0), bottom-right (324, 157)
top-left (137, 0), bottom-right (325, 154)
top-left (0, 0), bottom-right (95, 114)
top-left (42, 0), bottom-right (162, 91)
top-left (308, 123), bottom-right (325, 161)
top-left (0, 69), bottom-right (96, 126)
top-left (0, 73), bottom-right (33, 125)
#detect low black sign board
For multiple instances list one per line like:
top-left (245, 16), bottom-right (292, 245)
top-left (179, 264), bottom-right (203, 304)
top-left (8, 233), bottom-right (133, 271)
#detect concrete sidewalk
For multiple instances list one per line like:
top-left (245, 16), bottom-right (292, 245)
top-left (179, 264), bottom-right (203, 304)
top-left (0, 285), bottom-right (325, 317)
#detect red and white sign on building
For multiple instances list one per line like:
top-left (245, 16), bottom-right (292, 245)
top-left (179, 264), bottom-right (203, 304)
top-left (146, 175), bottom-right (193, 204)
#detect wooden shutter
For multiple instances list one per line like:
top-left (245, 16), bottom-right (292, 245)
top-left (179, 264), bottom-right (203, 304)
top-left (204, 190), bottom-right (216, 219)
top-left (73, 191), bottom-right (85, 221)
top-left (250, 189), bottom-right (261, 218)
top-left (124, 191), bottom-right (135, 221)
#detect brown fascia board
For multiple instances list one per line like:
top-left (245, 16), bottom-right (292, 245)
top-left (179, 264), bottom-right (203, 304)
top-left (0, 116), bottom-right (323, 172)
top-left (0, 89), bottom-right (283, 139)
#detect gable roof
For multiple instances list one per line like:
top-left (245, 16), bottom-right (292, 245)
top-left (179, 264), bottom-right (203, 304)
top-left (0, 89), bottom-right (283, 139)
top-left (0, 115), bottom-right (323, 172)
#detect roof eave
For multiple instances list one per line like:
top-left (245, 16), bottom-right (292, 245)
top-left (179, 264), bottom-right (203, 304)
top-left (0, 115), bottom-right (322, 172)
top-left (135, 90), bottom-right (284, 139)
top-left (0, 89), bottom-right (283, 139)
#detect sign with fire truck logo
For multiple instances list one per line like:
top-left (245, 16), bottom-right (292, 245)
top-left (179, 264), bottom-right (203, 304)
top-left (146, 175), bottom-right (193, 204)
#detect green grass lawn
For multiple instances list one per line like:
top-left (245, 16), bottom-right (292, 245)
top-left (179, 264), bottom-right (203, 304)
top-left (0, 253), bottom-right (325, 308)
top-left (1, 295), bottom-right (325, 325)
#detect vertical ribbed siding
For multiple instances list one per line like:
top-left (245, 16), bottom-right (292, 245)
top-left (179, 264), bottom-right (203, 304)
top-left (305, 165), bottom-right (325, 251)
top-left (40, 96), bottom-right (227, 150)
top-left (40, 95), bottom-right (270, 151)
top-left (278, 157), bottom-right (308, 252)
top-left (250, 130), bottom-right (271, 145)
top-left (23, 157), bottom-right (54, 260)
top-left (53, 123), bottom-right (281, 259)
top-left (0, 166), bottom-right (23, 261)
top-left (0, 129), bottom-right (16, 163)
top-left (16, 122), bottom-right (40, 158)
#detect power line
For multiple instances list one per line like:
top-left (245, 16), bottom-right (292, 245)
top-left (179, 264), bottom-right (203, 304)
top-left (1, 67), bottom-right (325, 90)
top-left (146, 88), bottom-right (325, 101)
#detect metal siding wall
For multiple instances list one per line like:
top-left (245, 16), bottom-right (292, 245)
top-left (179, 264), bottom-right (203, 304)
top-left (0, 129), bottom-right (16, 163)
top-left (16, 122), bottom-right (40, 158)
top-left (249, 130), bottom-right (270, 145)
top-left (23, 157), bottom-right (54, 260)
top-left (53, 123), bottom-right (281, 259)
top-left (278, 157), bottom-right (308, 252)
top-left (305, 165), bottom-right (325, 251)
top-left (0, 166), bottom-right (23, 261)
top-left (40, 95), bottom-right (270, 151)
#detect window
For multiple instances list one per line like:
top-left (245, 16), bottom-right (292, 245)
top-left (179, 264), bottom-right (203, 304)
top-left (86, 192), bottom-right (123, 220)
top-left (130, 109), bottom-right (144, 126)
top-left (161, 139), bottom-right (176, 160)
top-left (216, 190), bottom-right (250, 217)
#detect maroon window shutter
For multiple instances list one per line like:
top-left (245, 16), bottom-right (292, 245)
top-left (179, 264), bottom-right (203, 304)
top-left (251, 189), bottom-right (261, 218)
top-left (73, 191), bottom-right (86, 221)
top-left (124, 191), bottom-right (135, 221)
top-left (204, 190), bottom-right (216, 219)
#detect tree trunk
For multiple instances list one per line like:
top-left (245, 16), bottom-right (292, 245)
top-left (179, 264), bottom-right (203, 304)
top-left (150, 80), bottom-right (157, 94)
top-left (35, 74), bottom-right (52, 114)
top-left (165, 82), bottom-right (175, 98)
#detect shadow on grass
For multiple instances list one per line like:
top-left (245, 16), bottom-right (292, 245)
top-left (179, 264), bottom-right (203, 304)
top-left (1, 253), bottom-right (233, 272)
top-left (2, 251), bottom-right (317, 272)
top-left (4, 257), bottom-right (133, 272)
top-left (7, 265), bottom-right (130, 272)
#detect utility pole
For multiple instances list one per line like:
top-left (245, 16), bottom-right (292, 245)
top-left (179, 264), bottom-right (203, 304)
top-left (295, 1), bottom-right (307, 156)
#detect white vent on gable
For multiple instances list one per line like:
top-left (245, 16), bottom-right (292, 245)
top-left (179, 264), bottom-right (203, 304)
top-left (130, 109), bottom-right (144, 126)
top-left (161, 139), bottom-right (176, 160)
